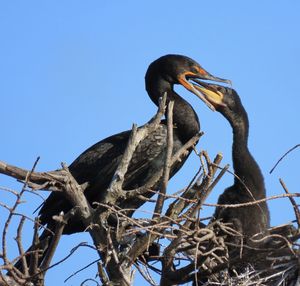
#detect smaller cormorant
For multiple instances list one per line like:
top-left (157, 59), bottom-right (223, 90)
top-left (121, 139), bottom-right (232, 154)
top-left (194, 83), bottom-right (270, 239)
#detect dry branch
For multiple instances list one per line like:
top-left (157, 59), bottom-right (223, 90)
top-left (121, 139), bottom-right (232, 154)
top-left (270, 144), bottom-right (300, 174)
top-left (0, 102), bottom-right (299, 286)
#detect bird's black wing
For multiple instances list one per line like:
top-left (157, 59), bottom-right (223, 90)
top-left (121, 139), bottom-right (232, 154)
top-left (38, 125), bottom-right (173, 227)
top-left (39, 130), bottom-right (131, 225)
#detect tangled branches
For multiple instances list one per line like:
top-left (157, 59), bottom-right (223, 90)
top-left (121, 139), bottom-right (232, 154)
top-left (0, 100), bottom-right (299, 286)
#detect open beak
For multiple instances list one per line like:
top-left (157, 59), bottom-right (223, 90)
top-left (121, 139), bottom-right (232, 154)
top-left (192, 79), bottom-right (226, 108)
top-left (178, 68), bottom-right (231, 111)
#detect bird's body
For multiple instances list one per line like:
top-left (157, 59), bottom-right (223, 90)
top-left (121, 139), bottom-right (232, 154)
top-left (195, 84), bottom-right (270, 239)
top-left (12, 54), bottom-right (231, 273)
top-left (40, 122), bottom-right (193, 233)
top-left (11, 54), bottom-right (230, 276)
top-left (214, 111), bottom-right (270, 237)
top-left (31, 55), bottom-right (228, 237)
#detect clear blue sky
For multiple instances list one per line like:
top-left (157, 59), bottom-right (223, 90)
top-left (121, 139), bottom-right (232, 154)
top-left (0, 1), bottom-right (299, 285)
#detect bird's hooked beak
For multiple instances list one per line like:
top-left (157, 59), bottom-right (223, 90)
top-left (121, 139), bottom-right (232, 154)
top-left (192, 79), bottom-right (227, 109)
top-left (178, 67), bottom-right (230, 111)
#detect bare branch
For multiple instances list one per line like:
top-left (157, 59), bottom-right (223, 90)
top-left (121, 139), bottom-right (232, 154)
top-left (270, 144), bottom-right (300, 174)
top-left (153, 100), bottom-right (174, 218)
top-left (0, 102), bottom-right (299, 286)
top-left (279, 178), bottom-right (300, 228)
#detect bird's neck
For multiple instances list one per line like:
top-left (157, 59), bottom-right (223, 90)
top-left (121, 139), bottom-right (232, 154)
top-left (230, 114), bottom-right (265, 199)
top-left (146, 77), bottom-right (200, 143)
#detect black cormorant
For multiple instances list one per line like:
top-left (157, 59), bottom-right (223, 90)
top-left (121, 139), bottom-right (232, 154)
top-left (12, 55), bottom-right (230, 273)
top-left (38, 55), bottom-right (229, 233)
top-left (194, 83), bottom-right (270, 239)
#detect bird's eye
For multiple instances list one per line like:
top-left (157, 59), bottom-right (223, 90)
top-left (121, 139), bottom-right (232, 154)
top-left (190, 66), bottom-right (199, 74)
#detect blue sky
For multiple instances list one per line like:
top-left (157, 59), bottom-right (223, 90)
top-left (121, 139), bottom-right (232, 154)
top-left (0, 1), bottom-right (299, 285)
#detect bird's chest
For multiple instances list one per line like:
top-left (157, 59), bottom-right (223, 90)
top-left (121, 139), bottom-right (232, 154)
top-left (123, 126), bottom-right (184, 189)
top-left (131, 126), bottom-right (182, 164)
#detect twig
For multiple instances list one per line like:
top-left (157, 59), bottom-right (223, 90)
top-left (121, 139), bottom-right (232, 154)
top-left (203, 193), bottom-right (300, 208)
top-left (64, 259), bottom-right (100, 283)
top-left (40, 243), bottom-right (96, 274)
top-left (29, 218), bottom-right (41, 277)
top-left (2, 157), bottom-right (40, 283)
top-left (153, 100), bottom-right (174, 218)
top-left (97, 262), bottom-right (109, 285)
top-left (80, 278), bottom-right (100, 286)
top-left (107, 124), bottom-right (138, 201)
top-left (270, 144), bottom-right (300, 174)
top-left (0, 187), bottom-right (19, 196)
top-left (279, 178), bottom-right (300, 228)
top-left (134, 263), bottom-right (158, 286)
top-left (40, 213), bottom-right (66, 270)
top-left (0, 158), bottom-right (63, 186)
top-left (15, 217), bottom-right (28, 276)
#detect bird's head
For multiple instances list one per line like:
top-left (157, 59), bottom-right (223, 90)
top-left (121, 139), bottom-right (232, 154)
top-left (145, 54), bottom-right (231, 110)
top-left (192, 82), bottom-right (247, 124)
